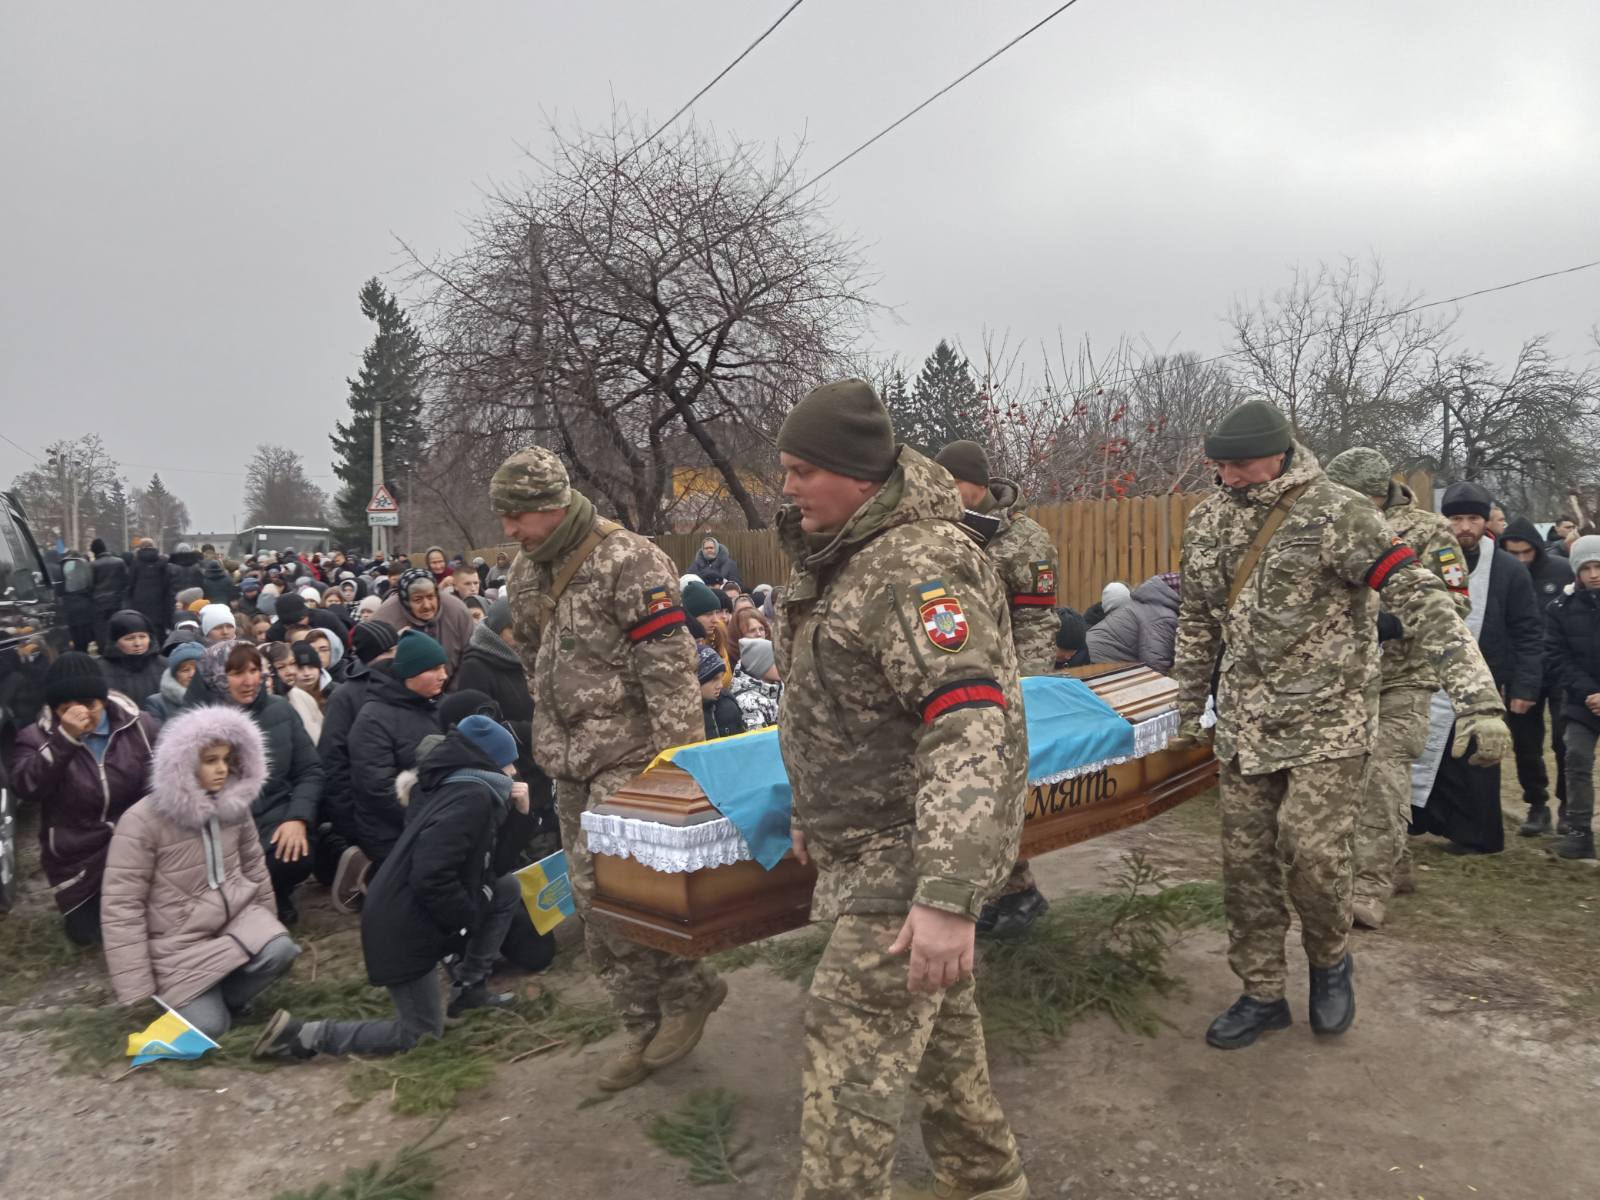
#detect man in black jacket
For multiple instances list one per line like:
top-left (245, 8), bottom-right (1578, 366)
top-left (253, 716), bottom-right (531, 1059)
top-left (1414, 483), bottom-right (1544, 853)
top-left (89, 538), bottom-right (129, 649)
top-left (122, 539), bottom-right (173, 639)
top-left (1539, 536), bottom-right (1600, 859)
top-left (1501, 517), bottom-right (1575, 834)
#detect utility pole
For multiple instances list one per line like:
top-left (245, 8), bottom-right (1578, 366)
top-left (371, 399), bottom-right (387, 558)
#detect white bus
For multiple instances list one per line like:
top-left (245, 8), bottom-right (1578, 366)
top-left (228, 525), bottom-right (334, 561)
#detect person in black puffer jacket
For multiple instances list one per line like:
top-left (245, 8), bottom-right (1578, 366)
top-left (182, 639), bottom-right (325, 922)
top-left (697, 646), bottom-right (744, 740)
top-left (99, 610), bottom-right (168, 705)
top-left (347, 631), bottom-right (448, 869)
top-left (123, 540), bottom-right (174, 639)
top-left (200, 557), bottom-right (236, 605)
top-left (1541, 535), bottom-right (1600, 860)
top-left (1501, 516), bottom-right (1576, 835)
top-left (454, 599), bottom-right (543, 784)
top-left (89, 538), bottom-right (130, 649)
top-left (167, 543), bottom-right (206, 593)
top-left (251, 717), bottom-right (531, 1060)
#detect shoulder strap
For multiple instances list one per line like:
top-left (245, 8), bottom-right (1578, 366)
top-left (537, 517), bottom-right (623, 632)
top-left (1225, 482), bottom-right (1313, 613)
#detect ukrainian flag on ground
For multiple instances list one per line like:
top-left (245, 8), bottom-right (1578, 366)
top-left (516, 850), bottom-right (576, 935)
top-left (127, 999), bottom-right (220, 1067)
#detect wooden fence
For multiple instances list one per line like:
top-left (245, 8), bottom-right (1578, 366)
top-left (480, 468), bottom-right (1435, 614)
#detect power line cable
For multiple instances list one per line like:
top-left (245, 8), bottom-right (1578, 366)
top-left (622, 0), bottom-right (808, 164)
top-left (0, 430), bottom-right (42, 461)
top-left (798, 0), bottom-right (1088, 195)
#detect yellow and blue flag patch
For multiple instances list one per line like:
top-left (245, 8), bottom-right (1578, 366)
top-left (516, 849), bottom-right (576, 935)
top-left (127, 1001), bottom-right (220, 1067)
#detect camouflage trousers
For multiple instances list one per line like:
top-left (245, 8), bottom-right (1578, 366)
top-left (1354, 688), bottom-right (1432, 905)
top-left (1218, 754), bottom-right (1367, 1002)
top-left (794, 914), bottom-right (1021, 1200)
top-left (556, 765), bottom-right (720, 1038)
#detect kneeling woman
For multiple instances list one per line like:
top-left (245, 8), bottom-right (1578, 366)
top-left (100, 705), bottom-right (300, 1038)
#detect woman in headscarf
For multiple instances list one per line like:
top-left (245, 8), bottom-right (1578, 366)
top-left (423, 546), bottom-right (451, 587)
top-left (372, 567), bottom-right (474, 681)
top-left (183, 639), bottom-right (324, 925)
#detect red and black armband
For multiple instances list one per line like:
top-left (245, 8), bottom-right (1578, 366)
top-left (919, 677), bottom-right (1007, 725)
top-left (1010, 591), bottom-right (1057, 608)
top-left (1365, 544), bottom-right (1418, 591)
top-left (626, 606), bottom-right (687, 642)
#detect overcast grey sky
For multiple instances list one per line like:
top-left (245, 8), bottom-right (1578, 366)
top-left (3, 1), bottom-right (1596, 533)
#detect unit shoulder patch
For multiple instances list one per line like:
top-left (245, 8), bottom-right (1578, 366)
top-left (912, 579), bottom-right (970, 653)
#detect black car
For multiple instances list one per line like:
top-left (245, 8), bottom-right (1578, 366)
top-left (0, 491), bottom-right (85, 911)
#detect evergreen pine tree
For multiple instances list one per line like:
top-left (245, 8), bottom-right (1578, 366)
top-left (330, 278), bottom-right (426, 544)
top-left (895, 340), bottom-right (984, 454)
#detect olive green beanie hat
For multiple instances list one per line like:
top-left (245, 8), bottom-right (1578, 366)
top-left (777, 379), bottom-right (897, 482)
top-left (934, 440), bottom-right (991, 487)
top-left (1325, 447), bottom-right (1392, 498)
top-left (1203, 399), bottom-right (1294, 461)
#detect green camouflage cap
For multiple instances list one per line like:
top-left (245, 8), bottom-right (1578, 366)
top-left (1324, 447), bottom-right (1392, 498)
top-left (490, 447), bottom-right (572, 514)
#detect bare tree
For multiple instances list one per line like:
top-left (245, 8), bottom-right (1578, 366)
top-left (243, 445), bottom-right (328, 528)
top-left (1419, 337), bottom-right (1600, 513)
top-left (407, 114), bottom-right (873, 533)
top-left (131, 475), bottom-right (190, 550)
top-left (1228, 256), bottom-right (1453, 464)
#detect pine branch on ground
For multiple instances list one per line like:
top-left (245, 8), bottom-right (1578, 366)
top-left (645, 1088), bottom-right (752, 1185)
top-left (273, 1119), bottom-right (451, 1200)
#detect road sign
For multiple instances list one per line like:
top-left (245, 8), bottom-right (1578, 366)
top-left (368, 512), bottom-right (399, 527)
top-left (366, 484), bottom-right (398, 513)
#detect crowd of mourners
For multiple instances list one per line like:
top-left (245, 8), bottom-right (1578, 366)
top-left (3, 496), bottom-right (1592, 1059)
top-left (1, 535), bottom-right (789, 1055)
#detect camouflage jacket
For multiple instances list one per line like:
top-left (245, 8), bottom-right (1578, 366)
top-left (507, 515), bottom-right (702, 783)
top-left (1171, 444), bottom-right (1499, 774)
top-left (968, 478), bottom-right (1059, 675)
top-left (775, 446), bottom-right (1028, 923)
top-left (1374, 482), bottom-right (1472, 692)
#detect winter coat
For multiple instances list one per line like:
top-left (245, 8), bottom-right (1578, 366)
top-left (1544, 584), bottom-right (1600, 733)
top-left (100, 706), bottom-right (287, 1007)
top-left (1466, 546), bottom-right (1544, 703)
top-left (199, 559), bottom-right (236, 605)
top-left (266, 608), bottom-right (349, 645)
top-left (689, 542), bottom-right (742, 587)
top-left (100, 646), bottom-right (168, 706)
top-left (347, 665), bottom-right (440, 861)
top-left (1085, 574), bottom-right (1181, 673)
top-left (360, 732), bottom-right (512, 988)
top-left (454, 622), bottom-right (536, 773)
top-left (727, 667), bottom-right (782, 730)
top-left (315, 659), bottom-right (380, 843)
top-left (703, 692), bottom-right (745, 740)
top-left (141, 662), bottom-right (194, 722)
top-left (60, 553), bottom-right (98, 630)
top-left (182, 673), bottom-right (324, 839)
top-left (91, 553), bottom-right (130, 622)
top-left (1503, 517), bottom-right (1574, 612)
top-left (5, 694), bottom-right (159, 914)
top-left (167, 550), bottom-right (205, 594)
top-left (123, 546), bottom-right (174, 636)
top-left (372, 591), bottom-right (475, 682)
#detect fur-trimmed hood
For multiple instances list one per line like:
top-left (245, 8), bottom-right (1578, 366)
top-left (148, 705), bottom-right (268, 831)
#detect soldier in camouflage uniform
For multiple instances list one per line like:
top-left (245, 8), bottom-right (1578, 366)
top-left (1326, 448), bottom-right (1471, 929)
top-left (935, 439), bottom-right (1058, 939)
top-left (776, 381), bottom-right (1029, 1200)
top-left (491, 448), bottom-right (725, 1092)
top-left (1171, 400), bottom-right (1509, 1050)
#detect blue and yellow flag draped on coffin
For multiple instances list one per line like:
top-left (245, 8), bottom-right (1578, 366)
top-left (127, 1001), bottom-right (220, 1067)
top-left (644, 676), bottom-right (1134, 871)
top-left (517, 849), bottom-right (577, 934)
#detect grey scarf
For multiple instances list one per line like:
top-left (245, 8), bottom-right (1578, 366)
top-left (469, 619), bottom-right (521, 668)
top-left (201, 816), bottom-right (225, 890)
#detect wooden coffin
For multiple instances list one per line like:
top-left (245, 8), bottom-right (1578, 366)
top-left (587, 664), bottom-right (1217, 957)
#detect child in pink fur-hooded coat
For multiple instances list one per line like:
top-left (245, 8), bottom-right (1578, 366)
top-left (100, 705), bottom-right (302, 1038)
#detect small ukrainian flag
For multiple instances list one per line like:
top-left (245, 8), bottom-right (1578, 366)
top-left (516, 850), bottom-right (576, 936)
top-left (127, 998), bottom-right (220, 1067)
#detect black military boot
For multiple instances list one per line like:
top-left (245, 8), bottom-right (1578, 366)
top-left (1309, 954), bottom-right (1355, 1036)
top-left (1556, 804), bottom-right (1573, 836)
top-left (1518, 803), bottom-right (1552, 837)
top-left (1552, 828), bottom-right (1596, 860)
top-left (1205, 995), bottom-right (1291, 1049)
